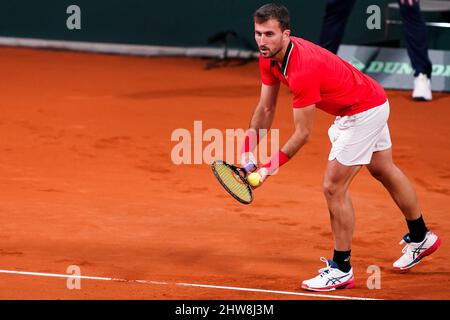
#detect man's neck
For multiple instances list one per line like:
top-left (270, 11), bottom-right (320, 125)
top-left (272, 38), bottom-right (291, 64)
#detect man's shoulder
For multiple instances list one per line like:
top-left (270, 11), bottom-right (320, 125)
top-left (289, 37), bottom-right (321, 73)
top-left (290, 36), bottom-right (317, 49)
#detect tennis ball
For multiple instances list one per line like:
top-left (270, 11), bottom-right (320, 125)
top-left (247, 172), bottom-right (261, 187)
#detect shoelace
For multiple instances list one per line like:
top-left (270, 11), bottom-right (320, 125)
top-left (318, 269), bottom-right (333, 278)
top-left (401, 244), bottom-right (411, 254)
top-left (317, 257), bottom-right (334, 277)
top-left (399, 233), bottom-right (428, 254)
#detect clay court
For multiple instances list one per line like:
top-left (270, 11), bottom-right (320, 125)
top-left (0, 47), bottom-right (448, 299)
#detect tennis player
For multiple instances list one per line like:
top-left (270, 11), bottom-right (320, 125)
top-left (241, 3), bottom-right (441, 291)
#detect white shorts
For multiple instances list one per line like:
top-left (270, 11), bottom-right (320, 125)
top-left (328, 100), bottom-right (392, 166)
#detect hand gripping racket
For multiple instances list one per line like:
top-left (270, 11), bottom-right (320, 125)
top-left (211, 160), bottom-right (256, 204)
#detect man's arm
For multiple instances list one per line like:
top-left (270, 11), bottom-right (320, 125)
top-left (281, 104), bottom-right (315, 157)
top-left (240, 83), bottom-right (280, 169)
top-left (258, 104), bottom-right (316, 182)
top-left (249, 83), bottom-right (280, 131)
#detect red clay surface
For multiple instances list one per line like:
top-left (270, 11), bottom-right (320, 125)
top-left (0, 47), bottom-right (449, 299)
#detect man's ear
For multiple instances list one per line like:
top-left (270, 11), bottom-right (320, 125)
top-left (283, 29), bottom-right (291, 39)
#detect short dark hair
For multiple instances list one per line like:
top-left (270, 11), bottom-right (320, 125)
top-left (253, 3), bottom-right (290, 31)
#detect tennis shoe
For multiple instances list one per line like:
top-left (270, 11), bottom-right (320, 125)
top-left (393, 231), bottom-right (441, 270)
top-left (412, 73), bottom-right (432, 101)
top-left (301, 257), bottom-right (354, 291)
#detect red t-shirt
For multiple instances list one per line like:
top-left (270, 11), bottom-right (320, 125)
top-left (259, 37), bottom-right (387, 116)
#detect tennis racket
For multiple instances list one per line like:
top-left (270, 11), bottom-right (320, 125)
top-left (211, 160), bottom-right (253, 204)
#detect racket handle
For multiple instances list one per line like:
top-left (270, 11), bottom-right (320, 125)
top-left (242, 160), bottom-right (257, 173)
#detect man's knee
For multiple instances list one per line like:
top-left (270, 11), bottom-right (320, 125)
top-left (323, 178), bottom-right (345, 199)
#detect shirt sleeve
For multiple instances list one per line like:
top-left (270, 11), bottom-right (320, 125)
top-left (259, 55), bottom-right (280, 86)
top-left (292, 72), bottom-right (321, 108)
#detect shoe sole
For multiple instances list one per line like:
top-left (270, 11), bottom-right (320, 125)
top-left (393, 237), bottom-right (442, 271)
top-left (412, 97), bottom-right (432, 102)
top-left (301, 277), bottom-right (355, 292)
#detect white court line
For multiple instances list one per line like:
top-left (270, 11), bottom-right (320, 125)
top-left (176, 283), bottom-right (378, 300)
top-left (0, 269), bottom-right (379, 300)
top-left (0, 269), bottom-right (117, 281)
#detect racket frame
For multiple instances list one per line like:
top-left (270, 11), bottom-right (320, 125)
top-left (211, 160), bottom-right (253, 204)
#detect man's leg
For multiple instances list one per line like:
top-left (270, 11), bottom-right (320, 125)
top-left (398, 0), bottom-right (432, 78)
top-left (366, 148), bottom-right (441, 270)
top-left (398, 0), bottom-right (433, 100)
top-left (323, 160), bottom-right (362, 251)
top-left (318, 0), bottom-right (357, 54)
top-left (300, 160), bottom-right (360, 291)
top-left (366, 148), bottom-right (421, 221)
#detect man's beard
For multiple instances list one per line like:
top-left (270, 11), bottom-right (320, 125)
top-left (260, 46), bottom-right (282, 58)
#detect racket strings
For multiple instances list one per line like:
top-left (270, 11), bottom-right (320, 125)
top-left (214, 163), bottom-right (252, 203)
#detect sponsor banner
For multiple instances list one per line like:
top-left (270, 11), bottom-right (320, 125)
top-left (338, 45), bottom-right (450, 92)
